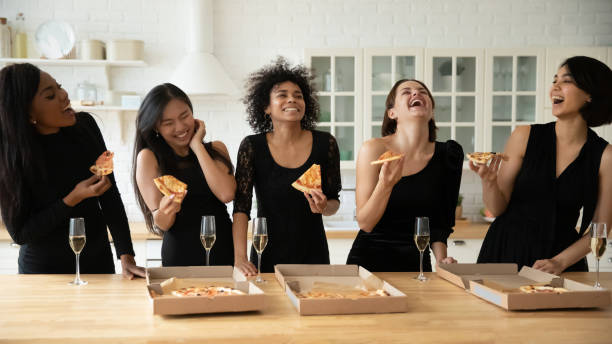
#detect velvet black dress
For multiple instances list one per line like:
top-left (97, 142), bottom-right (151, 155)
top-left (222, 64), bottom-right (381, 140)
top-left (233, 130), bottom-right (342, 272)
top-left (346, 140), bottom-right (463, 272)
top-left (478, 122), bottom-right (608, 271)
top-left (160, 151), bottom-right (234, 266)
top-left (2, 113), bottom-right (135, 274)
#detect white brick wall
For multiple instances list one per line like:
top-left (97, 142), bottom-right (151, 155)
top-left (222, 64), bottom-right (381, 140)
top-left (1, 0), bottom-right (610, 222)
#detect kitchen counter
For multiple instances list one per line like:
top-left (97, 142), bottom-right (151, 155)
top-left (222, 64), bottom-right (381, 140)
top-left (0, 219), bottom-right (492, 242)
top-left (0, 271), bottom-right (609, 342)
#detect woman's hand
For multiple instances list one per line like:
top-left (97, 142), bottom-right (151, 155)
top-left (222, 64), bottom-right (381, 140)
top-left (64, 175), bottom-right (111, 207)
top-left (158, 193), bottom-right (184, 215)
top-left (234, 255), bottom-right (257, 276)
top-left (378, 157), bottom-right (404, 190)
top-left (532, 258), bottom-right (565, 275)
top-left (189, 119), bottom-right (206, 150)
top-left (304, 189), bottom-right (328, 214)
top-left (469, 156), bottom-right (503, 185)
top-left (120, 254), bottom-right (146, 279)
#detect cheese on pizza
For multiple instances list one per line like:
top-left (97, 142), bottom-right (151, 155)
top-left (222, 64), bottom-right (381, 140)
top-left (295, 281), bottom-right (390, 299)
top-left (291, 164), bottom-right (322, 193)
top-left (370, 150), bottom-right (404, 165)
top-left (171, 286), bottom-right (245, 298)
top-left (89, 150), bottom-right (114, 176)
top-left (519, 284), bottom-right (568, 294)
top-left (154, 175), bottom-right (188, 203)
top-left (466, 152), bottom-right (508, 165)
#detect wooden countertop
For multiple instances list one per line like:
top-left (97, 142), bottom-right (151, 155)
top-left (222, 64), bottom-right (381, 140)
top-left (0, 219), bottom-right (491, 242)
top-left (0, 271), bottom-right (609, 342)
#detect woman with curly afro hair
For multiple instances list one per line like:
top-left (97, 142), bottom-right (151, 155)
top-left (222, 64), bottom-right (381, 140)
top-left (232, 57), bottom-right (342, 275)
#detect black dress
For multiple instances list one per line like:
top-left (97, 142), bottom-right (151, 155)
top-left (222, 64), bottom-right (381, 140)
top-left (346, 141), bottom-right (463, 272)
top-left (160, 151), bottom-right (234, 266)
top-left (233, 130), bottom-right (342, 272)
top-left (2, 113), bottom-right (135, 274)
top-left (478, 122), bottom-right (608, 271)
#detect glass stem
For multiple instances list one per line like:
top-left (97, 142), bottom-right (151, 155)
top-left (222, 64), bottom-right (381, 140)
top-left (596, 259), bottom-right (600, 286)
top-left (75, 253), bottom-right (81, 282)
top-left (206, 249), bottom-right (210, 266)
top-left (257, 253), bottom-right (262, 279)
top-left (419, 250), bottom-right (424, 277)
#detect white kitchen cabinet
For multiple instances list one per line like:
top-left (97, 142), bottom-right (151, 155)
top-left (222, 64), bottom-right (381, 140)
top-left (425, 49), bottom-right (485, 157)
top-left (444, 239), bottom-right (483, 265)
top-left (305, 49), bottom-right (363, 169)
top-left (363, 48), bottom-right (424, 141)
top-left (0, 242), bottom-right (19, 274)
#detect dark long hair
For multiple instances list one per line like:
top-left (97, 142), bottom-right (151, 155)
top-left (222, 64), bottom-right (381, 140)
top-left (0, 63), bottom-right (43, 227)
top-left (561, 56), bottom-right (612, 127)
top-left (381, 79), bottom-right (437, 141)
top-left (132, 83), bottom-right (234, 235)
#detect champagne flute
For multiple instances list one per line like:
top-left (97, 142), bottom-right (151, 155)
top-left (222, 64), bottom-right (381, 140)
top-left (590, 223), bottom-right (607, 289)
top-left (414, 217), bottom-right (430, 282)
top-left (252, 217), bottom-right (268, 283)
top-left (200, 215), bottom-right (216, 266)
top-left (68, 218), bottom-right (87, 285)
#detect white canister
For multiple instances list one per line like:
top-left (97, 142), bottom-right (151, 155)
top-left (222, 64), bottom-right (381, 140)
top-left (106, 39), bottom-right (144, 61)
top-left (78, 39), bottom-right (105, 60)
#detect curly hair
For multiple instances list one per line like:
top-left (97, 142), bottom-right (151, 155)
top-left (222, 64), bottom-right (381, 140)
top-left (243, 56), bottom-right (319, 133)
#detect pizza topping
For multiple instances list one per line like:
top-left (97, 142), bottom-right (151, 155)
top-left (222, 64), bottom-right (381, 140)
top-left (519, 284), bottom-right (569, 294)
top-left (370, 150), bottom-right (404, 165)
top-left (154, 175), bottom-right (188, 203)
top-left (294, 281), bottom-right (391, 299)
top-left (171, 286), bottom-right (245, 298)
top-left (291, 164), bottom-right (322, 193)
top-left (466, 152), bottom-right (508, 165)
top-left (89, 150), bottom-right (114, 176)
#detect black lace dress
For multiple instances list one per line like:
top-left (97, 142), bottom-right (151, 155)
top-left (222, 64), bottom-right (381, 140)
top-left (233, 130), bottom-right (342, 272)
top-left (346, 141), bottom-right (463, 272)
top-left (478, 122), bottom-right (608, 271)
top-left (160, 151), bottom-right (234, 266)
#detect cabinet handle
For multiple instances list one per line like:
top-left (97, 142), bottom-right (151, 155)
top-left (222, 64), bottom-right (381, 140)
top-left (452, 240), bottom-right (466, 246)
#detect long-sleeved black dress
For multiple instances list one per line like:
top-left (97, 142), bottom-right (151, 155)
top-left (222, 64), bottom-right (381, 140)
top-left (233, 130), bottom-right (342, 272)
top-left (2, 112), bottom-right (135, 274)
top-left (478, 122), bottom-right (608, 271)
top-left (160, 150), bottom-right (234, 266)
top-left (346, 140), bottom-right (463, 272)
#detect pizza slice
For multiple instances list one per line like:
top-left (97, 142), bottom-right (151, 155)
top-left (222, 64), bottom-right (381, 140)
top-left (518, 284), bottom-right (568, 294)
top-left (370, 150), bottom-right (404, 165)
top-left (89, 150), bottom-right (114, 176)
top-left (466, 152), bottom-right (509, 165)
top-left (153, 175), bottom-right (188, 203)
top-left (291, 164), bottom-right (322, 193)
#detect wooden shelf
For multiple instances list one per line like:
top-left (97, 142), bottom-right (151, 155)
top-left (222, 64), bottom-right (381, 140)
top-left (72, 105), bottom-right (138, 112)
top-left (0, 58), bottom-right (146, 67)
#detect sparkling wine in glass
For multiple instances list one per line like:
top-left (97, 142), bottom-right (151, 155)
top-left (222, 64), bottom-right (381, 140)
top-left (590, 223), bottom-right (607, 289)
top-left (200, 215), bottom-right (216, 266)
top-left (252, 217), bottom-right (268, 283)
top-left (69, 218), bottom-right (87, 285)
top-left (414, 217), bottom-right (430, 282)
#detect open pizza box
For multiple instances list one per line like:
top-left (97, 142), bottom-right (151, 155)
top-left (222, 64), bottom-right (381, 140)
top-left (146, 266), bottom-right (265, 315)
top-left (437, 263), bottom-right (611, 310)
top-left (274, 264), bottom-right (407, 315)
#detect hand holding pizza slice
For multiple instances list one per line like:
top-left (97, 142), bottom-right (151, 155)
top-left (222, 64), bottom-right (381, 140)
top-left (466, 152), bottom-right (509, 165)
top-left (89, 150), bottom-right (114, 176)
top-left (153, 175), bottom-right (188, 203)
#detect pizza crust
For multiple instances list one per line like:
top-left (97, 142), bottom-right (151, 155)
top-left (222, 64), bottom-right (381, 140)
top-left (90, 150), bottom-right (114, 176)
top-left (154, 175), bottom-right (188, 203)
top-left (371, 151), bottom-right (404, 165)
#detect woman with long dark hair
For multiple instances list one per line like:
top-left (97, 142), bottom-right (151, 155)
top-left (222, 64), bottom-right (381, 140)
top-left (475, 56), bottom-right (612, 274)
top-left (0, 63), bottom-right (144, 277)
top-left (233, 57), bottom-right (342, 275)
top-left (133, 83), bottom-right (235, 266)
top-left (346, 79), bottom-right (462, 272)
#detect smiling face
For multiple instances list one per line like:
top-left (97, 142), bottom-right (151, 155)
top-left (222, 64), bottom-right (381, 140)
top-left (264, 81), bottom-right (306, 125)
top-left (387, 80), bottom-right (434, 123)
top-left (156, 98), bottom-right (195, 152)
top-left (550, 65), bottom-right (592, 119)
top-left (29, 72), bottom-right (76, 134)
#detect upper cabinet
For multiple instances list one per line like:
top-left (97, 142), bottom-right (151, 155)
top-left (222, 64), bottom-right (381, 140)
top-left (305, 49), bottom-right (362, 169)
top-left (306, 47), bottom-right (611, 169)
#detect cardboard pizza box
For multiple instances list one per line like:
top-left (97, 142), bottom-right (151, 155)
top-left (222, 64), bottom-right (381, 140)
top-left (274, 264), bottom-right (407, 315)
top-left (146, 266), bottom-right (265, 315)
top-left (437, 263), bottom-right (611, 310)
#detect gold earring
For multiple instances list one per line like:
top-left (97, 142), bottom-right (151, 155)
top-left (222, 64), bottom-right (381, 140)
top-left (31, 119), bottom-right (37, 124)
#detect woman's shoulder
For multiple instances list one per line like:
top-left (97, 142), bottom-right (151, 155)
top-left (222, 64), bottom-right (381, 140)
top-left (438, 140), bottom-right (464, 170)
top-left (136, 148), bottom-right (159, 168)
top-left (75, 111), bottom-right (97, 128)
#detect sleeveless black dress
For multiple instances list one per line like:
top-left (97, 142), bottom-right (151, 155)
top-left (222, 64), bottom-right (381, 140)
top-left (161, 151), bottom-right (234, 266)
top-left (478, 122), bottom-right (608, 271)
top-left (346, 140), bottom-right (463, 272)
top-left (233, 130), bottom-right (342, 272)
